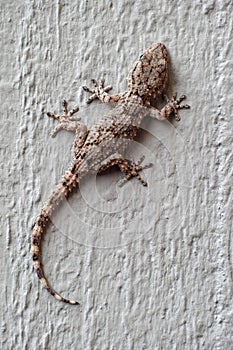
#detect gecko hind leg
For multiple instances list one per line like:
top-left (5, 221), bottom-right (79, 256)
top-left (118, 156), bottom-right (153, 187)
top-left (98, 155), bottom-right (153, 187)
top-left (47, 100), bottom-right (82, 137)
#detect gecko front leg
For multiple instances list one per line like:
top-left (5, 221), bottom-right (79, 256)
top-left (83, 79), bottom-right (122, 104)
top-left (147, 94), bottom-right (190, 121)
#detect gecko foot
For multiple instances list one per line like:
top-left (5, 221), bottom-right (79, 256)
top-left (47, 100), bottom-right (80, 137)
top-left (118, 156), bottom-right (153, 187)
top-left (83, 79), bottom-right (112, 104)
top-left (163, 93), bottom-right (190, 121)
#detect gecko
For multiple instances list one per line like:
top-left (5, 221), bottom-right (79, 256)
top-left (31, 43), bottom-right (190, 305)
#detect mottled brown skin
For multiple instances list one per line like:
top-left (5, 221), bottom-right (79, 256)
top-left (32, 43), bottom-right (190, 305)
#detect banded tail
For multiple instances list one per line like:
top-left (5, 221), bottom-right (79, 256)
top-left (31, 166), bottom-right (80, 305)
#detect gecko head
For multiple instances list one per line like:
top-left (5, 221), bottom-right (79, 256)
top-left (127, 43), bottom-right (168, 101)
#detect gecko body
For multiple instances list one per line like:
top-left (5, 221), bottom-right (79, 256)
top-left (31, 43), bottom-right (190, 305)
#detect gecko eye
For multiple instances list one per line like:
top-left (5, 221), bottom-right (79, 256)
top-left (139, 54), bottom-right (144, 60)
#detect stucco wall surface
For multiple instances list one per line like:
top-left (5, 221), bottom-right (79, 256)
top-left (1, 1), bottom-right (232, 349)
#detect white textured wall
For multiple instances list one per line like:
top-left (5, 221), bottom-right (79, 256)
top-left (1, 1), bottom-right (232, 349)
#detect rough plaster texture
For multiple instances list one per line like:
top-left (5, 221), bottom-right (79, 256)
top-left (1, 1), bottom-right (232, 349)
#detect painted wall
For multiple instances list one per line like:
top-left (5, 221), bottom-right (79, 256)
top-left (1, 1), bottom-right (232, 349)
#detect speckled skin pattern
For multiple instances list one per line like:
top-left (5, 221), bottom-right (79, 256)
top-left (31, 43), bottom-right (190, 305)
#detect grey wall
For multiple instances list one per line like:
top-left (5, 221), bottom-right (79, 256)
top-left (1, 1), bottom-right (232, 349)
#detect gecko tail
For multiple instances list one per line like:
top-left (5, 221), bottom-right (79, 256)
top-left (31, 167), bottom-right (82, 305)
top-left (31, 220), bottom-right (80, 306)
